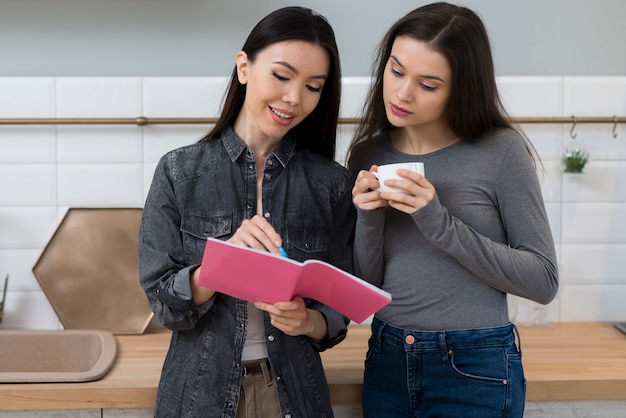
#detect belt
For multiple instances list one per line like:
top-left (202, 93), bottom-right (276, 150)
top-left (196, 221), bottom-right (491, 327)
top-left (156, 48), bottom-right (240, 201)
top-left (242, 359), bottom-right (271, 376)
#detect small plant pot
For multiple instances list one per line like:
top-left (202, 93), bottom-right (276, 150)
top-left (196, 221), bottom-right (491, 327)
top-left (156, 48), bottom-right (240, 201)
top-left (562, 148), bottom-right (588, 173)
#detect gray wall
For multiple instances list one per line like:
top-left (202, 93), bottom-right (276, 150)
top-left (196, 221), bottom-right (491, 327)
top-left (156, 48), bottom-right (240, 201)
top-left (1, 0), bottom-right (625, 77)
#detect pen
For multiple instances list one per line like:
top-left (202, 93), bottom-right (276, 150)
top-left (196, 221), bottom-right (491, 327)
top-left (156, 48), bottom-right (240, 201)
top-left (277, 246), bottom-right (288, 258)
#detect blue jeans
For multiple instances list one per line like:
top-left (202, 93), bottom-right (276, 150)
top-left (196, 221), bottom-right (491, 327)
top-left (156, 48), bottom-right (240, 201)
top-left (362, 316), bottom-right (526, 418)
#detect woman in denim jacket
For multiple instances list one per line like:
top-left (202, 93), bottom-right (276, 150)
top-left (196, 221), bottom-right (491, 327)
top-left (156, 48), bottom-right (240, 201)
top-left (138, 7), bottom-right (355, 418)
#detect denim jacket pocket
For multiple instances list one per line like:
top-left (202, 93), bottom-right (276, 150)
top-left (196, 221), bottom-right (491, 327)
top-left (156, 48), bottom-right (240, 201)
top-left (285, 227), bottom-right (328, 262)
top-left (181, 215), bottom-right (233, 263)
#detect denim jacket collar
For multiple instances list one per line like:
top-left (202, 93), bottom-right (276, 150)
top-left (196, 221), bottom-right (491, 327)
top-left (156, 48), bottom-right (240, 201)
top-left (222, 125), bottom-right (297, 168)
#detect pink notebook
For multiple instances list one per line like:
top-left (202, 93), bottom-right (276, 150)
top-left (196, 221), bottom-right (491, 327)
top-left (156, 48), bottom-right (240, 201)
top-left (197, 238), bottom-right (391, 324)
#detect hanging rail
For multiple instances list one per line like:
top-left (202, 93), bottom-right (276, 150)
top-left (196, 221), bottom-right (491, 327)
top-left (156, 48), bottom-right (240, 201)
top-left (0, 116), bottom-right (624, 126)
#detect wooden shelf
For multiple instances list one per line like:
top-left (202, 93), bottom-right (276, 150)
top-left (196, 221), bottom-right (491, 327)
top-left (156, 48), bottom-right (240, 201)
top-left (1, 322), bottom-right (625, 410)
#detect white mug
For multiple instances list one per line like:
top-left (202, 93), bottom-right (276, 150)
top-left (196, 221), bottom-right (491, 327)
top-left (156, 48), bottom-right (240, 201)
top-left (374, 162), bottom-right (425, 194)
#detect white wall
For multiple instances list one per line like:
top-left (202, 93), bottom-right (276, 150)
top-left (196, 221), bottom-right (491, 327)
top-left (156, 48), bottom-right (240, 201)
top-left (0, 76), bottom-right (625, 330)
top-left (1, 0), bottom-right (625, 77)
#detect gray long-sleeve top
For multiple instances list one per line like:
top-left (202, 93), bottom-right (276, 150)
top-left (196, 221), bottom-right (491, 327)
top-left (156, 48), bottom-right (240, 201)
top-left (353, 128), bottom-right (559, 330)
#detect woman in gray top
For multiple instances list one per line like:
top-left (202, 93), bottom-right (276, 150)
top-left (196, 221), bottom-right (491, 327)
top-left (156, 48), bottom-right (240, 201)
top-left (347, 3), bottom-right (558, 417)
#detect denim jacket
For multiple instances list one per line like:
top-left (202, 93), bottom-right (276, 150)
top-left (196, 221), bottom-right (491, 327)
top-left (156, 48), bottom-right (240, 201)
top-left (138, 126), bottom-right (355, 418)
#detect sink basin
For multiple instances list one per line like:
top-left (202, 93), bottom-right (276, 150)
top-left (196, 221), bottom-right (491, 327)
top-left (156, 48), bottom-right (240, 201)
top-left (0, 329), bottom-right (117, 383)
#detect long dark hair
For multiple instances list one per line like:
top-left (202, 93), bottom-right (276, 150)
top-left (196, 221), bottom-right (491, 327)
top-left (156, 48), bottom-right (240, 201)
top-left (347, 2), bottom-right (534, 173)
top-left (200, 6), bottom-right (341, 160)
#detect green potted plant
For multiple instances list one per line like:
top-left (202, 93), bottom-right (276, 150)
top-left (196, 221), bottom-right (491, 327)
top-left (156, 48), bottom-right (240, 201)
top-left (562, 148), bottom-right (589, 173)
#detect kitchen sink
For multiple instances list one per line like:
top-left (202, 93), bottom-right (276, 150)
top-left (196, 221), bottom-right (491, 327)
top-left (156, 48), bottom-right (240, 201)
top-left (0, 329), bottom-right (117, 383)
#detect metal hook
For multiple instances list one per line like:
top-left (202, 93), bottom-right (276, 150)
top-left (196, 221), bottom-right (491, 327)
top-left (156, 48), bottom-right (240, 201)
top-left (612, 115), bottom-right (618, 139)
top-left (569, 116), bottom-right (578, 140)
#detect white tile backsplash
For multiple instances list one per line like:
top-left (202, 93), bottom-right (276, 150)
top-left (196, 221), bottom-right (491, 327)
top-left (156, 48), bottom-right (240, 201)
top-left (509, 294), bottom-right (561, 326)
top-left (57, 164), bottom-right (144, 206)
top-left (498, 77), bottom-right (563, 117)
top-left (56, 77), bottom-right (142, 117)
top-left (0, 77), bottom-right (56, 118)
top-left (562, 161), bottom-right (626, 202)
top-left (142, 124), bottom-right (209, 162)
top-left (0, 126), bottom-right (57, 163)
top-left (0, 290), bottom-right (61, 330)
top-left (563, 77), bottom-right (626, 116)
top-left (57, 125), bottom-right (143, 163)
top-left (566, 124), bottom-right (626, 160)
top-left (560, 284), bottom-right (626, 322)
top-left (537, 160), bottom-right (562, 203)
top-left (339, 77), bottom-right (372, 118)
top-left (336, 124), bottom-right (356, 166)
top-left (562, 202), bottom-right (626, 243)
top-left (142, 162), bottom-right (159, 203)
top-left (523, 123), bottom-right (564, 160)
top-left (561, 244), bottom-right (626, 285)
top-left (544, 202), bottom-right (562, 247)
top-left (0, 249), bottom-right (44, 290)
top-left (0, 206), bottom-right (59, 249)
top-left (142, 77), bottom-right (229, 117)
top-left (0, 164), bottom-right (57, 205)
top-left (1, 76), bottom-right (625, 328)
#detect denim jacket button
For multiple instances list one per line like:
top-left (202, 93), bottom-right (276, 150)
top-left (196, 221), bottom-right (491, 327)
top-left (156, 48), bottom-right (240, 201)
top-left (267, 335), bottom-right (275, 342)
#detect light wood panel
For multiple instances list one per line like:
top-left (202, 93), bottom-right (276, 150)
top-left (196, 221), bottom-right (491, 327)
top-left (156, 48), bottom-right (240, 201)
top-left (1, 323), bottom-right (625, 410)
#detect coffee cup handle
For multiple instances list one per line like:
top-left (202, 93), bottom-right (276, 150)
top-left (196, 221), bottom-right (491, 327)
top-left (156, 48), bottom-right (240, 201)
top-left (371, 171), bottom-right (383, 192)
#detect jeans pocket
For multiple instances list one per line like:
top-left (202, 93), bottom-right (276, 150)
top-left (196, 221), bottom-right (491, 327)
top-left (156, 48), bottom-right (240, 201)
top-left (448, 346), bottom-right (509, 385)
top-left (444, 346), bottom-right (524, 417)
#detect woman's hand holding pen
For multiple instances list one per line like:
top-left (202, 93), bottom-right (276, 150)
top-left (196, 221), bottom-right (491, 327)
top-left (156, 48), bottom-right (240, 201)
top-left (352, 165), bottom-right (435, 215)
top-left (228, 214), bottom-right (285, 256)
top-left (255, 297), bottom-right (328, 339)
top-left (191, 215), bottom-right (285, 306)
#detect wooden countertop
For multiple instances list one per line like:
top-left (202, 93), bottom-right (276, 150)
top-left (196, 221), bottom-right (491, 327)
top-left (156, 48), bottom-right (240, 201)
top-left (1, 322), bottom-right (626, 410)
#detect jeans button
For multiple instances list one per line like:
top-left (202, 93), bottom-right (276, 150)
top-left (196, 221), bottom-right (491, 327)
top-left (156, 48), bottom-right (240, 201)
top-left (405, 334), bottom-right (415, 344)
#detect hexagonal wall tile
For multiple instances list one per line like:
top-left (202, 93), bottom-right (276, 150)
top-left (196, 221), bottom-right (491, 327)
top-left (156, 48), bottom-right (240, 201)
top-left (33, 208), bottom-right (153, 334)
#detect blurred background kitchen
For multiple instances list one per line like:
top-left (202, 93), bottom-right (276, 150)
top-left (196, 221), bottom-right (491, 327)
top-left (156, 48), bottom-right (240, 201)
top-left (0, 0), bottom-right (625, 330)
